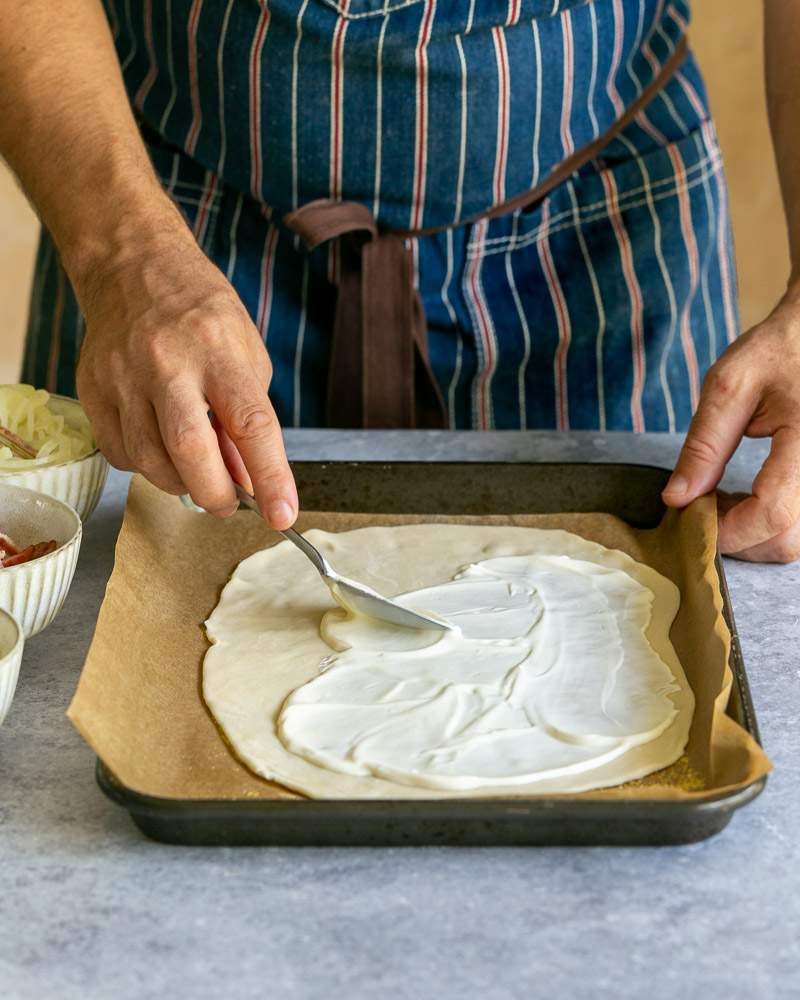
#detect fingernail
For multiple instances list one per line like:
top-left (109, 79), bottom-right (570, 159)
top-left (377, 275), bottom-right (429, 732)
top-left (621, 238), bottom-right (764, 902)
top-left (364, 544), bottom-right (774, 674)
top-left (663, 473), bottom-right (688, 496)
top-left (267, 499), bottom-right (296, 529)
top-left (218, 503), bottom-right (239, 518)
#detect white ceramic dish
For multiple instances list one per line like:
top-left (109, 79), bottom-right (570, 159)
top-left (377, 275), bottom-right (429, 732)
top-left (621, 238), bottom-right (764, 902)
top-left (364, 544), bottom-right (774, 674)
top-left (0, 483), bottom-right (82, 637)
top-left (0, 393), bottom-right (108, 521)
top-left (0, 608), bottom-right (23, 726)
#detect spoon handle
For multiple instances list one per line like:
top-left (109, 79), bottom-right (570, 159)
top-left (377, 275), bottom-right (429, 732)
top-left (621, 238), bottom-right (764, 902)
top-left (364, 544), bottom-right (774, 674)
top-left (279, 527), bottom-right (332, 577)
top-left (231, 484), bottom-right (332, 578)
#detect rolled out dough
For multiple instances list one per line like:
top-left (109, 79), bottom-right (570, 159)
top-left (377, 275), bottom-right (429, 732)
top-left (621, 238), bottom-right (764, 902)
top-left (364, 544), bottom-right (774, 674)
top-left (203, 524), bottom-right (694, 798)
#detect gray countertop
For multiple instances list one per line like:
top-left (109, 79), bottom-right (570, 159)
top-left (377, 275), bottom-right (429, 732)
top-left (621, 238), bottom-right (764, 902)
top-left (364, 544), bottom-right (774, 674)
top-left (1, 431), bottom-right (797, 1000)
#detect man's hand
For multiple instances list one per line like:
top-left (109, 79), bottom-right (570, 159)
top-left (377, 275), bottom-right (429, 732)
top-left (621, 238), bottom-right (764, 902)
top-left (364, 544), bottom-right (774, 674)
top-left (0, 2), bottom-right (296, 529)
top-left (662, 291), bottom-right (800, 562)
top-left (76, 225), bottom-right (297, 528)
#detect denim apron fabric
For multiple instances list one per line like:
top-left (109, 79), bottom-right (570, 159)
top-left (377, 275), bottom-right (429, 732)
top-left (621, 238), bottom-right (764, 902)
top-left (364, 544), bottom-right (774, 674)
top-left (24, 0), bottom-right (738, 432)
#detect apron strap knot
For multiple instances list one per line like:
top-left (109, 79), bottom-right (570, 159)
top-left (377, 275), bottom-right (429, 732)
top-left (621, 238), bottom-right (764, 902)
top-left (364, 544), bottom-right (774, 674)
top-left (284, 199), bottom-right (447, 430)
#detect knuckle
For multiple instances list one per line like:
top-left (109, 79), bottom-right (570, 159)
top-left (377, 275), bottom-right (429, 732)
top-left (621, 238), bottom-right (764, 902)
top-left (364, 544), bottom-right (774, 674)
top-left (193, 314), bottom-right (227, 348)
top-left (682, 432), bottom-right (720, 466)
top-left (703, 363), bottom-right (742, 398)
top-left (227, 402), bottom-right (277, 441)
top-left (145, 332), bottom-right (175, 373)
top-left (164, 418), bottom-right (206, 456)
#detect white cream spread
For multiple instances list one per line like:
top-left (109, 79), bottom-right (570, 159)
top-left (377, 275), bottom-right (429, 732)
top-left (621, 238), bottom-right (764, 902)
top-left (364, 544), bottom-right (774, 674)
top-left (277, 555), bottom-right (681, 790)
top-left (203, 524), bottom-right (694, 799)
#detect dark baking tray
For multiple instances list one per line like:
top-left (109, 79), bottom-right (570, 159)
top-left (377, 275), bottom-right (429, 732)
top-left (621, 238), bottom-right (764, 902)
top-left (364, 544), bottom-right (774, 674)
top-left (97, 461), bottom-right (767, 846)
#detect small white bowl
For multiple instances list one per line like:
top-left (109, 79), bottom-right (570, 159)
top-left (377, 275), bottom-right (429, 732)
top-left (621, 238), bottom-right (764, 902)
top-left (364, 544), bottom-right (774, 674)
top-left (0, 608), bottom-right (23, 726)
top-left (0, 483), bottom-right (82, 637)
top-left (0, 393), bottom-right (108, 522)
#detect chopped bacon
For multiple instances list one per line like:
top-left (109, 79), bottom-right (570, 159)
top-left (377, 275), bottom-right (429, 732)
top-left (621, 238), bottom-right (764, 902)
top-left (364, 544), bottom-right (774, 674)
top-left (0, 425), bottom-right (37, 459)
top-left (0, 532), bottom-right (19, 561)
top-left (2, 539), bottom-right (57, 568)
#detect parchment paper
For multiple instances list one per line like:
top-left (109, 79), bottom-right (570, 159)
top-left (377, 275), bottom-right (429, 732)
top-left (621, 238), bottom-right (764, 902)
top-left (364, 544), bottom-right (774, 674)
top-left (68, 476), bottom-right (772, 801)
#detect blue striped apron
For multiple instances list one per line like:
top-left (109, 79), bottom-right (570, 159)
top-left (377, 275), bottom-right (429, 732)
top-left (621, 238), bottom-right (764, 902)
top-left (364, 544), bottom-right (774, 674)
top-left (24, 0), bottom-right (739, 432)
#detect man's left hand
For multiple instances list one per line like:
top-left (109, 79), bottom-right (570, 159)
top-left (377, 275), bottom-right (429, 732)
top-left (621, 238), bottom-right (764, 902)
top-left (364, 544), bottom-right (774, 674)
top-left (662, 289), bottom-right (800, 563)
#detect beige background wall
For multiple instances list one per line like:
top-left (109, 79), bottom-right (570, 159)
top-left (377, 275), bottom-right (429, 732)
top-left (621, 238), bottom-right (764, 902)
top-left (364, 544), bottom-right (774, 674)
top-left (0, 2), bottom-right (789, 385)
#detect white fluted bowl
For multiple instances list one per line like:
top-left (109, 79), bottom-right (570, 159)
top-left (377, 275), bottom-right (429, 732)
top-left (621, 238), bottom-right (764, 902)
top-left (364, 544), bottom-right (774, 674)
top-left (0, 394), bottom-right (108, 521)
top-left (0, 608), bottom-right (23, 726)
top-left (0, 483), bottom-right (82, 637)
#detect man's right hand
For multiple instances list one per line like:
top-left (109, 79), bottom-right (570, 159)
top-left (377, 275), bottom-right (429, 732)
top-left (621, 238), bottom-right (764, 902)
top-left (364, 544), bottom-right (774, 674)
top-left (75, 223), bottom-right (298, 528)
top-left (0, 2), bottom-right (296, 529)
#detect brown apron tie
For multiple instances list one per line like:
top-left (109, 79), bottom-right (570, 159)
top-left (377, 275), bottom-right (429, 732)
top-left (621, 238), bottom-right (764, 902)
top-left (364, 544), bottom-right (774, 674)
top-left (285, 35), bottom-right (687, 430)
top-left (285, 200), bottom-right (447, 429)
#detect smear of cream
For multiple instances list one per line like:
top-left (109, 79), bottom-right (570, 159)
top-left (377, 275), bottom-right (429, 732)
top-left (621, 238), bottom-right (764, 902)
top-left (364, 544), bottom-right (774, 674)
top-left (277, 554), bottom-right (680, 791)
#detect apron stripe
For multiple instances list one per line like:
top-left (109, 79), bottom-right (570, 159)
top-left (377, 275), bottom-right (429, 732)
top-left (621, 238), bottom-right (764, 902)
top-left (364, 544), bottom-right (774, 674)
top-left (453, 33), bottom-right (469, 222)
top-left (293, 260), bottom-right (310, 427)
top-left (505, 213), bottom-right (532, 429)
top-left (674, 67), bottom-right (707, 122)
top-left (624, 0), bottom-right (646, 91)
top-left (666, 143), bottom-right (701, 411)
top-left (120, 0), bottom-right (138, 73)
top-left (559, 12), bottom-right (575, 158)
top-left (601, 169), bottom-right (646, 432)
top-left (668, 4), bottom-right (689, 34)
top-left (491, 27), bottom-right (510, 204)
top-left (134, 0), bottom-right (157, 111)
top-left (184, 0), bottom-right (204, 155)
top-left (506, 0), bottom-right (521, 28)
top-left (606, 0), bottom-right (626, 118)
top-left (441, 229), bottom-right (463, 428)
top-left (654, 85), bottom-right (688, 134)
top-left (326, 5), bottom-right (348, 286)
top-left (641, 0), bottom-right (665, 77)
top-left (530, 19), bottom-right (543, 186)
top-left (215, 0), bottom-right (236, 175)
top-left (586, 2), bottom-right (600, 136)
top-left (192, 170), bottom-right (217, 247)
top-left (226, 191), bottom-right (244, 282)
top-left (692, 129), bottom-right (720, 367)
top-left (410, 0), bottom-right (436, 231)
top-left (566, 180), bottom-right (608, 432)
top-left (329, 2), bottom-right (349, 203)
top-left (635, 105), bottom-right (669, 146)
top-left (256, 224), bottom-right (279, 340)
top-left (466, 219), bottom-right (497, 430)
top-left (702, 122), bottom-right (738, 346)
top-left (291, 0), bottom-right (311, 211)
top-left (160, 0), bottom-right (178, 132)
top-left (537, 201), bottom-right (571, 431)
top-left (465, 0), bottom-right (477, 36)
top-left (248, 4), bottom-right (271, 200)
top-left (371, 13), bottom-right (389, 217)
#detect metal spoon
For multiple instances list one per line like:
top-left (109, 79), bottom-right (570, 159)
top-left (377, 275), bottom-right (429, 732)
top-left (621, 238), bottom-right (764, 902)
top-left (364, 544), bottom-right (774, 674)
top-left (182, 487), bottom-right (452, 633)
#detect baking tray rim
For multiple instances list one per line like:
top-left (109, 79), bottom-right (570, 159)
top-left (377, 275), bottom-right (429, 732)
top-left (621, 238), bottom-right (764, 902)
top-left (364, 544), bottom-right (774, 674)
top-left (92, 458), bottom-right (768, 825)
top-left (96, 757), bottom-right (767, 817)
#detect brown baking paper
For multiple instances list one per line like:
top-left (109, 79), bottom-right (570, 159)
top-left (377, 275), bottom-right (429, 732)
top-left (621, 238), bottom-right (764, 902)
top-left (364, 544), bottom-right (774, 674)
top-left (68, 476), bottom-right (772, 802)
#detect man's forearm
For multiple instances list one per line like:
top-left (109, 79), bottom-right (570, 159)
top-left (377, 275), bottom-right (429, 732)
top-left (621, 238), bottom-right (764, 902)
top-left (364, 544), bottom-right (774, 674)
top-left (0, 0), bottom-right (184, 299)
top-left (764, 0), bottom-right (800, 284)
